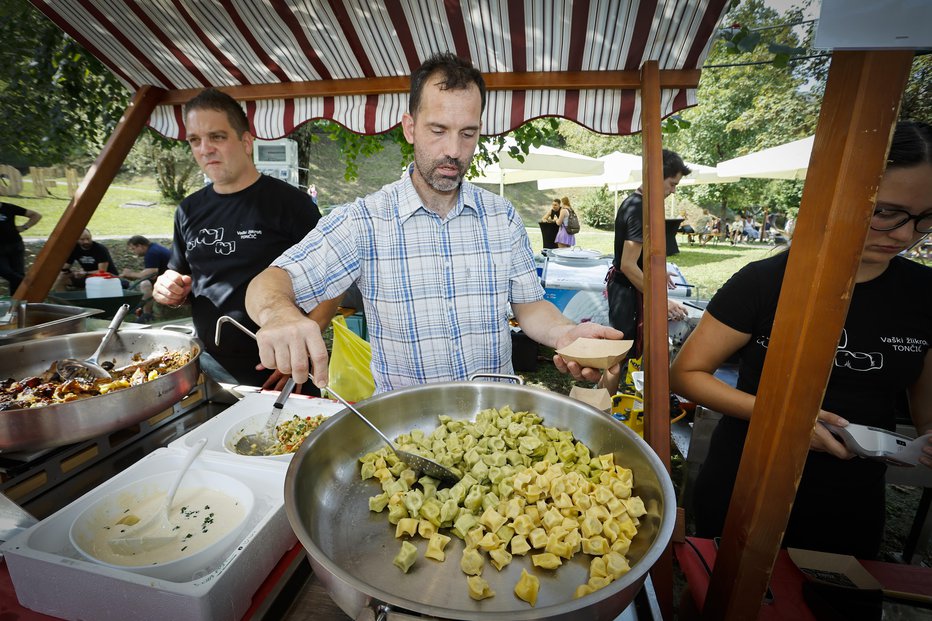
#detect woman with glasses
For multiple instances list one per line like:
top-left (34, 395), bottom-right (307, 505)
top-left (670, 120), bottom-right (931, 558)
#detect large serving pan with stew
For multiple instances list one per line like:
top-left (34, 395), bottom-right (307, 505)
top-left (0, 329), bottom-right (201, 452)
top-left (285, 379), bottom-right (675, 620)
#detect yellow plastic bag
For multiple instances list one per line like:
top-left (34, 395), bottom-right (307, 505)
top-left (327, 315), bottom-right (375, 402)
top-left (624, 357), bottom-right (642, 392)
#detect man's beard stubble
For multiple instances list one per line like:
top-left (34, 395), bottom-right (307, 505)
top-left (415, 154), bottom-right (469, 193)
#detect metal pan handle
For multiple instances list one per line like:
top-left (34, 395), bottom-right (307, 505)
top-left (468, 372), bottom-right (525, 385)
top-left (160, 324), bottom-right (196, 336)
top-left (366, 605), bottom-right (444, 621)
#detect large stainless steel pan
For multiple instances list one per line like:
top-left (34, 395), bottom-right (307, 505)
top-left (286, 380), bottom-right (675, 621)
top-left (0, 329), bottom-right (201, 452)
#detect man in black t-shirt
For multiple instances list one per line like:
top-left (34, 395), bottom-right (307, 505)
top-left (608, 150), bottom-right (691, 355)
top-left (153, 88), bottom-right (341, 390)
top-left (0, 201), bottom-right (41, 294)
top-left (54, 229), bottom-right (121, 290)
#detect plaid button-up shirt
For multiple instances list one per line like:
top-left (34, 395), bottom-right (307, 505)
top-left (273, 173), bottom-right (544, 393)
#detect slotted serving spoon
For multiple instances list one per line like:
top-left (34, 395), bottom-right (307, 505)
top-left (108, 438), bottom-right (208, 555)
top-left (57, 303), bottom-right (130, 381)
top-left (326, 386), bottom-right (460, 483)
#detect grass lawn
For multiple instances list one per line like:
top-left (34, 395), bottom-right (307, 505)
top-left (526, 227), bottom-right (777, 298)
top-left (4, 177), bottom-right (176, 238)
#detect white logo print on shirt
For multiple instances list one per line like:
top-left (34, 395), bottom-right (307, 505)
top-left (188, 227), bottom-right (236, 255)
top-left (834, 329), bottom-right (882, 372)
top-left (755, 328), bottom-right (883, 372)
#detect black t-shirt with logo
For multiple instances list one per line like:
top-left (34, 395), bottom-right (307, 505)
top-left (694, 251), bottom-right (931, 557)
top-left (170, 175), bottom-right (321, 384)
top-left (67, 241), bottom-right (119, 276)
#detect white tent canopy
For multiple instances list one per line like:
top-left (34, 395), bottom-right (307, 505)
top-left (537, 151), bottom-right (739, 191)
top-left (468, 139), bottom-right (604, 196)
top-left (536, 151), bottom-right (739, 210)
top-left (716, 136), bottom-right (814, 180)
top-left (536, 151), bottom-right (640, 191)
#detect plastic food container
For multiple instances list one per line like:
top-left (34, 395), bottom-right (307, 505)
top-left (1, 448), bottom-right (295, 621)
top-left (86, 274), bottom-right (123, 298)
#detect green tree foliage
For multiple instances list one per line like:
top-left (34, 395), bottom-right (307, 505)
top-left (124, 130), bottom-right (201, 203)
top-left (901, 54), bottom-right (931, 124)
top-left (0, 0), bottom-right (130, 168)
top-left (666, 0), bottom-right (823, 219)
top-left (558, 121), bottom-right (642, 158)
top-left (577, 185), bottom-right (616, 230)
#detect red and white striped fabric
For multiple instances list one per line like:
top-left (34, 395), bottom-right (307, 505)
top-left (30, 0), bottom-right (729, 139)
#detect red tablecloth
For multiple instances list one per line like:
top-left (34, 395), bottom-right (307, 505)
top-left (674, 537), bottom-right (932, 620)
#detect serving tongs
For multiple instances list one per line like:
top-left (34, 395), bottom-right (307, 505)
top-left (1, 299), bottom-right (26, 328)
top-left (213, 315), bottom-right (459, 481)
top-left (215, 316), bottom-right (296, 455)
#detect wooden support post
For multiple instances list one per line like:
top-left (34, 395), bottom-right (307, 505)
top-left (701, 50), bottom-right (913, 620)
top-left (66, 168), bottom-right (79, 198)
top-left (16, 85), bottom-right (165, 301)
top-left (29, 167), bottom-right (46, 197)
top-left (640, 59), bottom-right (674, 621)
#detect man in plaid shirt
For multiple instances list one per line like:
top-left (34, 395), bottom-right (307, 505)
top-left (246, 53), bottom-right (622, 392)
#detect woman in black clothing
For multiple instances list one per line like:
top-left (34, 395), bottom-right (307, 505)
top-left (670, 121), bottom-right (932, 558)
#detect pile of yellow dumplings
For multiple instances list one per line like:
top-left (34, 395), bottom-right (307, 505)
top-left (358, 406), bottom-right (646, 607)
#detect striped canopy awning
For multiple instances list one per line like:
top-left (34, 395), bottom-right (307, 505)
top-left (30, 0), bottom-right (729, 140)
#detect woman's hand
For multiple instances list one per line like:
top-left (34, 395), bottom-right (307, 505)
top-left (811, 410), bottom-right (855, 459)
top-left (919, 433), bottom-right (932, 469)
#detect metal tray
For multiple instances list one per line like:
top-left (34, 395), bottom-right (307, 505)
top-left (0, 302), bottom-right (103, 344)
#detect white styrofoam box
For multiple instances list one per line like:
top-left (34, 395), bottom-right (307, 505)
top-left (1, 448), bottom-right (296, 621)
top-left (170, 392), bottom-right (345, 464)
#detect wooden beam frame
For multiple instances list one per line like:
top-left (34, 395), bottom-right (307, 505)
top-left (640, 59), bottom-right (674, 621)
top-left (19, 68), bottom-right (698, 302)
top-left (701, 50), bottom-right (914, 620)
top-left (16, 85), bottom-right (166, 301)
top-left (158, 69), bottom-right (701, 105)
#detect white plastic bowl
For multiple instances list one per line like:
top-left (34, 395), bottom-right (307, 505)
top-left (222, 412), bottom-right (328, 461)
top-left (69, 469), bottom-right (254, 581)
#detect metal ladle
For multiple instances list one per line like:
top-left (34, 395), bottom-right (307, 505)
top-left (57, 304), bottom-right (130, 381)
top-left (326, 387), bottom-right (460, 483)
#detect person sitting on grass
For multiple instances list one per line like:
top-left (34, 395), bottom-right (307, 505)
top-left (121, 235), bottom-right (171, 322)
top-left (54, 229), bottom-right (123, 291)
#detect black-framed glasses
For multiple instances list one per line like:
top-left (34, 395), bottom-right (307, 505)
top-left (870, 205), bottom-right (932, 233)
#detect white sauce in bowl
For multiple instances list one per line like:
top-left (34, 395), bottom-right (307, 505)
top-left (87, 486), bottom-right (246, 566)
